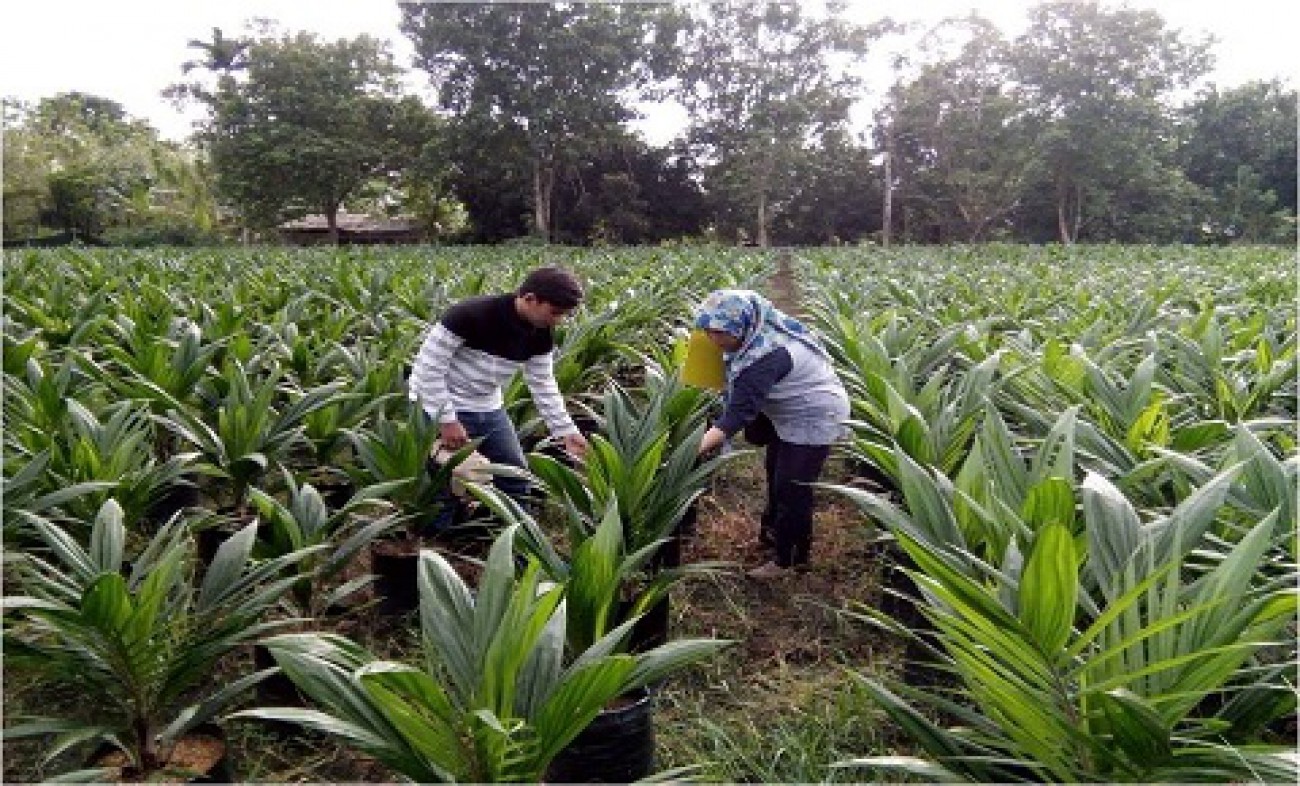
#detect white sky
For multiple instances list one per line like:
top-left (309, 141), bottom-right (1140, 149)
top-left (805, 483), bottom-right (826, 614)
top-left (1, 0), bottom-right (1294, 145)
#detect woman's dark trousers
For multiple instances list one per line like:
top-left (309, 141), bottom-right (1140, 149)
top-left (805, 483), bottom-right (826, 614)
top-left (761, 438), bottom-right (832, 568)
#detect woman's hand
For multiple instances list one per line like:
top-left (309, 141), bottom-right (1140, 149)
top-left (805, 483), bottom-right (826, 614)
top-left (698, 426), bottom-right (727, 456)
top-left (562, 431), bottom-right (589, 461)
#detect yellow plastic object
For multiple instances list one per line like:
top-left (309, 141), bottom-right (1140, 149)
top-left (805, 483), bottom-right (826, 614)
top-left (682, 329), bottom-right (726, 391)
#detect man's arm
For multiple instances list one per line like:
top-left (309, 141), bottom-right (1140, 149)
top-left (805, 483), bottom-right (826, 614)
top-left (521, 351), bottom-right (579, 436)
top-left (408, 323), bottom-right (464, 425)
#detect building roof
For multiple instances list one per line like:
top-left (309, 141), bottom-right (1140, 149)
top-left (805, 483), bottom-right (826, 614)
top-left (280, 212), bottom-right (418, 233)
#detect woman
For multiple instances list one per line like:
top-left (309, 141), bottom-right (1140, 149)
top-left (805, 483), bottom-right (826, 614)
top-left (694, 289), bottom-right (849, 578)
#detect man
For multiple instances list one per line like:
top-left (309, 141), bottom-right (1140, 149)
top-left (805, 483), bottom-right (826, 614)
top-left (408, 265), bottom-right (590, 530)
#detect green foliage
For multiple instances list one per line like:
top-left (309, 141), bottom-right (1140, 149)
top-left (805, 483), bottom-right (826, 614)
top-left (199, 31), bottom-right (436, 232)
top-left (2, 499), bottom-right (314, 779)
top-left (676, 2), bottom-right (879, 246)
top-left (158, 359), bottom-right (343, 510)
top-left (248, 468), bottom-right (406, 616)
top-left (234, 526), bottom-right (729, 782)
top-left (528, 367), bottom-right (724, 556)
top-left (401, 2), bottom-right (681, 240)
top-left (835, 466), bottom-right (1297, 782)
top-left (2, 93), bottom-right (220, 243)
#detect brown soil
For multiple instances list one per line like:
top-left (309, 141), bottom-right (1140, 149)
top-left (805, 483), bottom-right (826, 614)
top-left (677, 451), bottom-right (883, 665)
top-left (768, 250), bottom-right (802, 316)
top-left (96, 733), bottom-right (225, 784)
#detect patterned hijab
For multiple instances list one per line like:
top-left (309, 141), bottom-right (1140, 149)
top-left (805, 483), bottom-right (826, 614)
top-left (693, 289), bottom-right (829, 385)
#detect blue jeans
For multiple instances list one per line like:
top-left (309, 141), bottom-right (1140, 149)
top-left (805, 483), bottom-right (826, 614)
top-left (428, 408), bottom-right (533, 532)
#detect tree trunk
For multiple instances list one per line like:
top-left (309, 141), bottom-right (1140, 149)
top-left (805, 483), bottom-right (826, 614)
top-left (756, 192), bottom-right (769, 248)
top-left (325, 204), bottom-right (340, 246)
top-left (532, 159), bottom-right (554, 242)
top-left (136, 716), bottom-right (160, 773)
top-left (1055, 169), bottom-right (1081, 245)
top-left (882, 148), bottom-right (893, 248)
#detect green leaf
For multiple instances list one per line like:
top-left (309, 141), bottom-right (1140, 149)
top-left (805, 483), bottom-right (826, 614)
top-left (1080, 472), bottom-right (1142, 601)
top-left (87, 500), bottom-right (126, 574)
top-left (1098, 688), bottom-right (1172, 766)
top-left (1018, 522), bottom-right (1077, 658)
top-left (197, 520), bottom-right (257, 610)
top-left (81, 573), bottom-right (132, 633)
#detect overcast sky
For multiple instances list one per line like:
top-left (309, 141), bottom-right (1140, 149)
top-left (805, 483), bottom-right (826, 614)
top-left (1, 0), bottom-right (1294, 145)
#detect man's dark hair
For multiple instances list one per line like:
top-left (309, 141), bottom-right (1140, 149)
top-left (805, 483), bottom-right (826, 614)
top-left (519, 266), bottom-right (584, 309)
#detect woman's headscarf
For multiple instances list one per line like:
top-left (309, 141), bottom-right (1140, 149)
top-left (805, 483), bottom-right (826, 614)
top-left (693, 289), bottom-right (829, 385)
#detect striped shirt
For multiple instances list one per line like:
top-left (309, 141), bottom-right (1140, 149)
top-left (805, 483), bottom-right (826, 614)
top-left (408, 294), bottom-right (578, 436)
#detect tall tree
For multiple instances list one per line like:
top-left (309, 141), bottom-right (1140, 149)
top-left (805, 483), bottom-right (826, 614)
top-left (676, 2), bottom-right (881, 246)
top-left (774, 128), bottom-right (880, 245)
top-left (197, 31), bottom-right (438, 241)
top-left (1178, 79), bottom-right (1297, 241)
top-left (164, 26), bottom-right (251, 110)
top-left (879, 16), bottom-right (1038, 242)
top-left (401, 2), bottom-right (681, 241)
top-left (551, 136), bottom-right (708, 245)
top-left (1007, 0), bottom-right (1211, 243)
top-left (3, 93), bottom-right (216, 242)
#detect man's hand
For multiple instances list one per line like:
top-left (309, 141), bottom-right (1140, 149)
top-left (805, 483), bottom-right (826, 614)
top-left (562, 432), bottom-right (589, 461)
top-left (698, 426), bottom-right (727, 456)
top-left (440, 421), bottom-right (470, 450)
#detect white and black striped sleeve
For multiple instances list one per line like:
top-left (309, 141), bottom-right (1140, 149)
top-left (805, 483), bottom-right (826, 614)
top-left (408, 323), bottom-right (464, 424)
top-left (523, 351), bottom-right (578, 436)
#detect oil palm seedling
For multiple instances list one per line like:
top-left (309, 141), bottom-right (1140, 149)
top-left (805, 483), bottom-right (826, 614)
top-left (1159, 315), bottom-right (1297, 424)
top-left (809, 301), bottom-right (997, 484)
top-left (92, 306), bottom-right (223, 415)
top-left (42, 399), bottom-right (198, 527)
top-left (4, 354), bottom-right (98, 459)
top-left (302, 341), bottom-right (405, 469)
top-left (2, 499), bottom-right (318, 780)
top-left (2, 327), bottom-right (41, 376)
top-left (528, 370), bottom-right (723, 560)
top-left (471, 485), bottom-right (727, 656)
top-left (157, 359), bottom-right (344, 515)
top-left (1, 450), bottom-right (114, 545)
top-left (248, 468), bottom-right (407, 617)
top-left (233, 525), bottom-right (730, 783)
top-left (832, 455), bottom-right (1297, 783)
top-left (344, 405), bottom-right (454, 533)
top-left (3, 262), bottom-right (108, 349)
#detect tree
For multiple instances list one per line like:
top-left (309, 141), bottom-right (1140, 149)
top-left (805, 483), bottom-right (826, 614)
top-left (439, 114), bottom-right (533, 242)
top-left (676, 2), bottom-right (881, 247)
top-left (878, 16), bottom-right (1038, 242)
top-left (1178, 80), bottom-right (1297, 242)
top-left (401, 2), bottom-right (682, 242)
top-left (1007, 0), bottom-right (1212, 243)
top-left (3, 101), bottom-right (53, 236)
top-left (163, 26), bottom-right (250, 114)
top-left (198, 31), bottom-right (438, 240)
top-left (773, 128), bottom-right (880, 245)
top-left (552, 136), bottom-right (709, 245)
top-left (3, 93), bottom-right (217, 243)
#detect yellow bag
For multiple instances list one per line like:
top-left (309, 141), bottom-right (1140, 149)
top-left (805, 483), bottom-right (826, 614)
top-left (682, 329), bottom-right (725, 391)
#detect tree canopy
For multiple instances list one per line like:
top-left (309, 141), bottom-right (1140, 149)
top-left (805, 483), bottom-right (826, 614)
top-left (5, 0), bottom-right (1294, 247)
